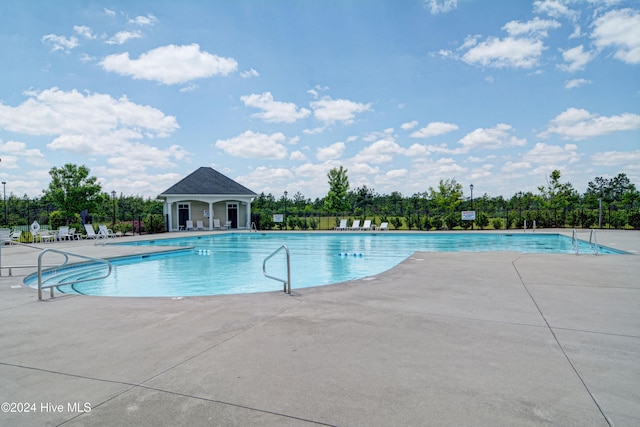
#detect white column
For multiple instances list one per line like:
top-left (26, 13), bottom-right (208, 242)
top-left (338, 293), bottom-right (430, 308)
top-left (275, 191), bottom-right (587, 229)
top-left (166, 201), bottom-right (173, 231)
top-left (208, 201), bottom-right (213, 230)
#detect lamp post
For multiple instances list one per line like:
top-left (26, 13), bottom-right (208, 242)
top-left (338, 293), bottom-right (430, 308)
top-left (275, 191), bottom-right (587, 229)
top-left (470, 183), bottom-right (474, 230)
top-left (2, 181), bottom-right (6, 226)
top-left (283, 190), bottom-right (288, 230)
top-left (111, 190), bottom-right (116, 228)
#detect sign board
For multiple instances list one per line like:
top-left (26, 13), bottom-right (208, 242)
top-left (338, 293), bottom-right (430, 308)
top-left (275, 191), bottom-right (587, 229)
top-left (273, 214), bottom-right (284, 223)
top-left (203, 210), bottom-right (210, 218)
top-left (461, 210), bottom-right (476, 221)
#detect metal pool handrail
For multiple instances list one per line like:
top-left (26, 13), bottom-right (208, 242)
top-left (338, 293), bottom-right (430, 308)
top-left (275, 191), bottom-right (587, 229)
top-left (571, 229), bottom-right (599, 256)
top-left (262, 244), bottom-right (291, 294)
top-left (37, 248), bottom-right (113, 300)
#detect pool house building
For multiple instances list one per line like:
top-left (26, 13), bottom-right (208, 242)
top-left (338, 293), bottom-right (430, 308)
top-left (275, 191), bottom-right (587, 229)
top-left (158, 167), bottom-right (257, 231)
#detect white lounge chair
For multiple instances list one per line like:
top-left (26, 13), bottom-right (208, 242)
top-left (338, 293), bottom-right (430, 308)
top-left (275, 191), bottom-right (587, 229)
top-left (349, 220), bottom-right (361, 231)
top-left (0, 228), bottom-right (10, 245)
top-left (361, 220), bottom-right (372, 230)
top-left (224, 221), bottom-right (232, 229)
top-left (38, 230), bottom-right (54, 243)
top-left (84, 224), bottom-right (99, 239)
top-left (185, 220), bottom-right (194, 231)
top-left (98, 224), bottom-right (116, 238)
top-left (58, 226), bottom-right (71, 240)
top-left (334, 219), bottom-right (347, 230)
top-left (10, 230), bottom-right (22, 244)
top-left (213, 219), bottom-right (222, 230)
top-left (68, 228), bottom-right (81, 240)
top-left (377, 222), bottom-right (389, 231)
top-left (196, 220), bottom-right (204, 230)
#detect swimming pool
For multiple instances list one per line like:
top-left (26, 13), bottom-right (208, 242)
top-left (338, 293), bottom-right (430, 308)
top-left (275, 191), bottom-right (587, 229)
top-left (25, 233), bottom-right (623, 297)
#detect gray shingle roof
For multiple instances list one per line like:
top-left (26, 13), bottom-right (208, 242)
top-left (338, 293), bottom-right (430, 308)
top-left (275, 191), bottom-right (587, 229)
top-left (159, 167), bottom-right (257, 196)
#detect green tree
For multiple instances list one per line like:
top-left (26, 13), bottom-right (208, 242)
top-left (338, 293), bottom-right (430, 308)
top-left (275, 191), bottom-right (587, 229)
top-left (44, 164), bottom-right (102, 225)
top-left (538, 170), bottom-right (578, 227)
top-left (429, 179), bottom-right (463, 212)
top-left (324, 166), bottom-right (350, 214)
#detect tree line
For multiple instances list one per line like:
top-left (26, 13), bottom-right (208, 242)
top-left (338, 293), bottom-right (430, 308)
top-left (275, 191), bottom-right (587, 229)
top-left (2, 164), bottom-right (163, 235)
top-left (252, 168), bottom-right (640, 230)
top-left (2, 164), bottom-right (639, 233)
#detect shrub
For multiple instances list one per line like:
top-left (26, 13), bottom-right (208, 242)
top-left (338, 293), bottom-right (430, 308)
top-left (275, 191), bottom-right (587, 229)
top-left (476, 212), bottom-right (489, 229)
top-left (491, 218), bottom-right (503, 230)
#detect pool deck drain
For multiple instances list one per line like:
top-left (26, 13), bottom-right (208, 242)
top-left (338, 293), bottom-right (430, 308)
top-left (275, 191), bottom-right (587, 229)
top-left (0, 230), bottom-right (638, 426)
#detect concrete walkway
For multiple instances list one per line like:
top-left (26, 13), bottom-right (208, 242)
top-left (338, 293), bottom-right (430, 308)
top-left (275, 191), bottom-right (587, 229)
top-left (0, 230), bottom-right (638, 426)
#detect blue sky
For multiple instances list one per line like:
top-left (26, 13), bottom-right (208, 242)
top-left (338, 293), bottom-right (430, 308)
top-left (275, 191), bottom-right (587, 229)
top-left (0, 0), bottom-right (638, 201)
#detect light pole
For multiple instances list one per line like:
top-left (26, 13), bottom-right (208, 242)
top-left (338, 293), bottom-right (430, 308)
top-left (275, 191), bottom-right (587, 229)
top-left (2, 181), bottom-right (6, 226)
top-left (111, 190), bottom-right (116, 228)
top-left (470, 183), bottom-right (474, 230)
top-left (283, 190), bottom-right (288, 230)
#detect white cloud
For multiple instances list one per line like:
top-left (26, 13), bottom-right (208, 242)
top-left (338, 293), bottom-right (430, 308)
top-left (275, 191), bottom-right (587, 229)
top-left (410, 121), bottom-right (458, 138)
top-left (539, 107), bottom-right (640, 140)
top-left (501, 161), bottom-right (532, 173)
top-left (592, 150), bottom-right (640, 168)
top-left (405, 143), bottom-right (430, 157)
top-left (310, 97), bottom-right (372, 125)
top-left (316, 142), bottom-right (345, 161)
top-left (241, 92), bottom-right (311, 123)
top-left (355, 137), bottom-right (404, 164)
top-left (0, 87), bottom-right (178, 139)
top-left (129, 14), bottom-right (158, 26)
top-left (104, 8), bottom-right (116, 16)
top-left (533, 0), bottom-right (577, 19)
top-left (592, 8), bottom-right (640, 64)
top-left (425, 0), bottom-right (458, 14)
top-left (214, 131), bottom-right (288, 159)
top-left (558, 45), bottom-right (595, 72)
top-left (100, 44), bottom-right (238, 84)
top-left (527, 142), bottom-right (580, 165)
top-left (236, 166), bottom-right (294, 184)
top-left (458, 124), bottom-right (526, 151)
top-left (240, 68), bottom-right (259, 78)
top-left (106, 30), bottom-right (143, 45)
top-left (290, 150), bottom-right (307, 161)
top-left (73, 25), bottom-right (96, 39)
top-left (41, 34), bottom-right (78, 53)
top-left (0, 88), bottom-right (186, 176)
top-left (565, 78), bottom-right (591, 89)
top-left (0, 140), bottom-right (47, 168)
top-left (401, 120), bottom-right (418, 130)
top-left (502, 17), bottom-right (560, 38)
top-left (461, 37), bottom-right (546, 69)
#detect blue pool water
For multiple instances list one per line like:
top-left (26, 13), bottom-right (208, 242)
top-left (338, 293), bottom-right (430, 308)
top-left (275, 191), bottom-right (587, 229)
top-left (26, 233), bottom-right (622, 297)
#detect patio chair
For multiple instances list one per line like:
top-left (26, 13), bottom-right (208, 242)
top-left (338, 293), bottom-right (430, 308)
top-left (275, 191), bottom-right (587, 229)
top-left (84, 224), bottom-right (99, 239)
top-left (196, 220), bottom-right (205, 230)
top-left (38, 230), bottom-right (54, 243)
top-left (58, 226), bottom-right (71, 240)
top-left (361, 220), bottom-right (372, 230)
top-left (334, 219), bottom-right (348, 230)
top-left (0, 228), bottom-right (10, 245)
top-left (98, 224), bottom-right (116, 238)
top-left (349, 220), bottom-right (361, 231)
top-left (10, 230), bottom-right (22, 244)
top-left (376, 222), bottom-right (389, 231)
top-left (213, 219), bottom-right (222, 230)
top-left (68, 228), bottom-right (82, 240)
top-left (186, 220), bottom-right (194, 231)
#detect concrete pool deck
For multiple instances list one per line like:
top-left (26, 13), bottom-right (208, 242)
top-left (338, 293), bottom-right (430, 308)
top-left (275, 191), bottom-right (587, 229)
top-left (0, 229), bottom-right (638, 426)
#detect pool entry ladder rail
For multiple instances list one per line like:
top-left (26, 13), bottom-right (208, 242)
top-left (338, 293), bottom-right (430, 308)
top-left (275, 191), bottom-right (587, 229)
top-left (571, 229), bottom-right (599, 256)
top-left (263, 244), bottom-right (291, 294)
top-left (37, 248), bottom-right (113, 300)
